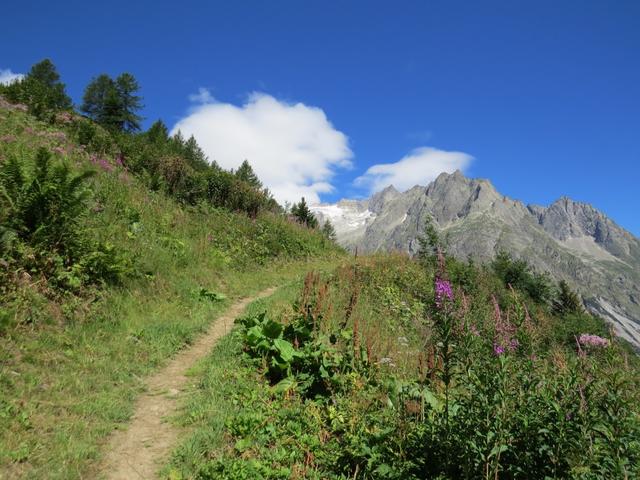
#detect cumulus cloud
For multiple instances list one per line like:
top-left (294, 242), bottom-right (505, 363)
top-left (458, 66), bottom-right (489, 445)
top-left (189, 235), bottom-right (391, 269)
top-left (171, 91), bottom-right (352, 204)
top-left (355, 147), bottom-right (473, 193)
top-left (0, 68), bottom-right (24, 85)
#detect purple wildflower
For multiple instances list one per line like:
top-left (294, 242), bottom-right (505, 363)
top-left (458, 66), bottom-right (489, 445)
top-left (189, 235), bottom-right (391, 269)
top-left (578, 334), bottom-right (609, 348)
top-left (98, 158), bottom-right (113, 172)
top-left (492, 295), bottom-right (519, 355)
top-left (55, 112), bottom-right (74, 124)
top-left (48, 131), bottom-right (67, 141)
top-left (434, 277), bottom-right (453, 308)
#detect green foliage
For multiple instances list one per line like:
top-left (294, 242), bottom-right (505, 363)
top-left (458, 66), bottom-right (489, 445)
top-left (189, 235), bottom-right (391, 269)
top-left (321, 219), bottom-right (337, 241)
top-left (81, 72), bottom-right (143, 132)
top-left (0, 59), bottom-right (72, 120)
top-left (197, 288), bottom-right (227, 302)
top-left (180, 255), bottom-right (639, 479)
top-left (553, 280), bottom-right (584, 316)
top-left (237, 306), bottom-right (361, 398)
top-left (291, 197), bottom-right (318, 229)
top-left (492, 250), bottom-right (553, 304)
top-left (114, 73), bottom-right (143, 132)
top-left (108, 124), bottom-right (278, 216)
top-left (0, 147), bottom-right (131, 291)
top-left (234, 159), bottom-right (262, 189)
top-left (417, 215), bottom-right (442, 264)
top-left (0, 148), bottom-right (93, 259)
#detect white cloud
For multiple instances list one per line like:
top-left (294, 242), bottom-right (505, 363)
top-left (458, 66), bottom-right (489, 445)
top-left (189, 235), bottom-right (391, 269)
top-left (355, 146), bottom-right (473, 193)
top-left (188, 87), bottom-right (214, 104)
top-left (171, 91), bottom-right (352, 204)
top-left (0, 68), bottom-right (24, 86)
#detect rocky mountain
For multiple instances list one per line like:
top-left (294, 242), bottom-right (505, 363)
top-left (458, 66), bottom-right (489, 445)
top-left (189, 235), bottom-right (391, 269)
top-left (312, 171), bottom-right (640, 349)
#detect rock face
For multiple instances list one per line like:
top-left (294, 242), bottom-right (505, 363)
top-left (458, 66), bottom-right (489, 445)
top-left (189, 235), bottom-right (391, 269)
top-left (311, 171), bottom-right (640, 349)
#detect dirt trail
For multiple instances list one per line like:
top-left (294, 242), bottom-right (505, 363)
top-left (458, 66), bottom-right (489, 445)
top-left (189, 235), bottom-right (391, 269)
top-left (98, 287), bottom-right (278, 480)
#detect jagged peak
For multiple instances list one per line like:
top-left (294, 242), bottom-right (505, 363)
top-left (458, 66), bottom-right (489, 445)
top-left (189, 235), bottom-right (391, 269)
top-left (548, 196), bottom-right (601, 218)
top-left (380, 184), bottom-right (398, 194)
top-left (432, 169), bottom-right (467, 184)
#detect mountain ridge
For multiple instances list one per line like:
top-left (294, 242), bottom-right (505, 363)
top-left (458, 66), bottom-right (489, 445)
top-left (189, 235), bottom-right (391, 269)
top-left (311, 171), bottom-right (640, 349)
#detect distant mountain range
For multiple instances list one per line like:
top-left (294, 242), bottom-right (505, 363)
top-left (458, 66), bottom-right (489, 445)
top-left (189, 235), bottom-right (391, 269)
top-left (312, 170), bottom-right (640, 349)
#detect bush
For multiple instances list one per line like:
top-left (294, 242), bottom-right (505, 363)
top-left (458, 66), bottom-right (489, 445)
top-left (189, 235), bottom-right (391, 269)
top-left (0, 148), bottom-right (94, 261)
top-left (0, 59), bottom-right (72, 121)
top-left (492, 251), bottom-right (553, 304)
top-left (0, 147), bottom-right (132, 290)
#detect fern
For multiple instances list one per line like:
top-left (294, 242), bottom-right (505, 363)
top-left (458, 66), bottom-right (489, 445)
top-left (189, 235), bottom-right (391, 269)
top-left (1, 147), bottom-right (95, 258)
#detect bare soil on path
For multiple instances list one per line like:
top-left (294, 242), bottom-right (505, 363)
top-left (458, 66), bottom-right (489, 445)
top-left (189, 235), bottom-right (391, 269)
top-left (98, 287), bottom-right (278, 480)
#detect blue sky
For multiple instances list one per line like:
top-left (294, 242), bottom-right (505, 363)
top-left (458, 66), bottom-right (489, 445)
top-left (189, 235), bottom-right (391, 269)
top-left (1, 0), bottom-right (639, 235)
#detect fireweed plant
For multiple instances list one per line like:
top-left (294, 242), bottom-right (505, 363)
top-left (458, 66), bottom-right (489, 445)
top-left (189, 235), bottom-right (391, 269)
top-left (181, 254), bottom-right (640, 479)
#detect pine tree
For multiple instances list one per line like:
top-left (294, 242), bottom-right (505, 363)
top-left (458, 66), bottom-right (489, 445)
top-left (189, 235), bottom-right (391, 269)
top-left (235, 160), bottom-right (262, 189)
top-left (27, 59), bottom-right (72, 111)
top-left (81, 73), bottom-right (143, 132)
top-left (2, 59), bottom-right (72, 117)
top-left (554, 280), bottom-right (583, 316)
top-left (146, 120), bottom-right (169, 144)
top-left (172, 130), bottom-right (185, 148)
top-left (291, 197), bottom-right (318, 229)
top-left (81, 74), bottom-right (116, 126)
top-left (114, 73), bottom-right (143, 132)
top-left (29, 59), bottom-right (60, 89)
top-left (321, 219), bottom-right (337, 241)
top-left (184, 135), bottom-right (209, 170)
top-left (417, 216), bottom-right (441, 264)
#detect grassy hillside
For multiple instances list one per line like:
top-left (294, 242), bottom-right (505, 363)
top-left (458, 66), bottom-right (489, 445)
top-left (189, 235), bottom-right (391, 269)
top-left (0, 99), bottom-right (343, 478)
top-left (165, 253), bottom-right (640, 479)
top-left (1, 81), bottom-right (639, 480)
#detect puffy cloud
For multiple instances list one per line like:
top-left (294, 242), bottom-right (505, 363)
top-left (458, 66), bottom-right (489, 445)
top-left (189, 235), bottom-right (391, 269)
top-left (0, 68), bottom-right (24, 85)
top-left (355, 146), bottom-right (473, 193)
top-left (171, 91), bottom-right (352, 204)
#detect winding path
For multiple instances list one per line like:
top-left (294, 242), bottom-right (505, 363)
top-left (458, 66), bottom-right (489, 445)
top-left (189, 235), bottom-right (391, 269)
top-left (98, 287), bottom-right (278, 479)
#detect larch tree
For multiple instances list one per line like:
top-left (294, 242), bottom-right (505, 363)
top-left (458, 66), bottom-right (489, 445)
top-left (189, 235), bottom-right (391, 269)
top-left (81, 72), bottom-right (143, 132)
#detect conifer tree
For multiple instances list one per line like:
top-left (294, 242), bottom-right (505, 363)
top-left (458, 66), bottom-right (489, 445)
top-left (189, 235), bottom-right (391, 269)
top-left (235, 160), bottom-right (262, 189)
top-left (554, 280), bottom-right (583, 316)
top-left (184, 135), bottom-right (209, 170)
top-left (417, 216), bottom-right (442, 264)
top-left (81, 74), bottom-right (117, 127)
top-left (146, 120), bottom-right (169, 144)
top-left (114, 73), bottom-right (143, 132)
top-left (321, 219), bottom-right (337, 241)
top-left (1, 59), bottom-right (72, 117)
top-left (81, 73), bottom-right (143, 132)
top-left (291, 197), bottom-right (318, 229)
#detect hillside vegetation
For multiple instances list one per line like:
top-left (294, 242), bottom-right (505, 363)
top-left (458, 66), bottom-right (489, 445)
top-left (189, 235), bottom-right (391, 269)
top-left (165, 252), bottom-right (639, 479)
top-left (0, 62), bottom-right (343, 479)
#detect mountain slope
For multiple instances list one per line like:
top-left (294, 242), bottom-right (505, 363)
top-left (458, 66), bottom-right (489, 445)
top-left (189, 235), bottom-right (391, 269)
top-left (0, 97), bottom-right (343, 479)
top-left (312, 171), bottom-right (640, 348)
